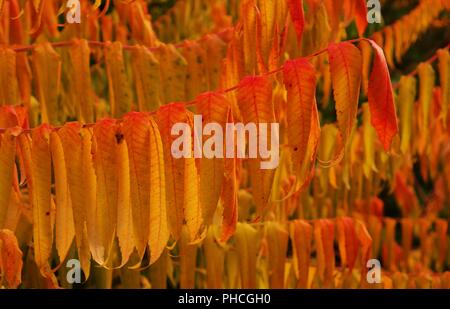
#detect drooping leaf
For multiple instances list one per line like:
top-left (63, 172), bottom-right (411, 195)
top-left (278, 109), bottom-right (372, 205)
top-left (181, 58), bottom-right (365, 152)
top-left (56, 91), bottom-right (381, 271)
top-left (283, 58), bottom-right (317, 180)
top-left (179, 225), bottom-right (197, 288)
top-left (237, 75), bottom-right (275, 215)
top-left (336, 217), bottom-right (358, 270)
top-left (30, 125), bottom-right (53, 276)
top-left (105, 41), bottom-right (132, 118)
top-left (255, 0), bottom-right (276, 72)
top-left (314, 219), bottom-right (335, 287)
top-left (241, 0), bottom-right (257, 74)
top-left (417, 62), bottom-right (435, 154)
top-left (155, 44), bottom-right (188, 104)
top-left (220, 110), bottom-right (238, 243)
top-left (287, 0), bottom-right (305, 47)
top-left (131, 46), bottom-right (161, 112)
top-left (49, 132), bottom-right (75, 263)
top-left (31, 42), bottom-right (62, 124)
top-left (156, 104), bottom-right (187, 240)
top-left (0, 129), bottom-right (18, 228)
top-left (115, 132), bottom-right (134, 267)
top-left (437, 49), bottom-right (449, 126)
top-left (0, 229), bottom-right (23, 288)
top-left (234, 223), bottom-right (258, 288)
top-left (80, 128), bottom-right (99, 266)
top-left (69, 39), bottom-right (94, 123)
top-left (182, 41), bottom-right (208, 100)
top-left (366, 39), bottom-right (398, 150)
top-left (0, 48), bottom-right (20, 106)
top-left (204, 226), bottom-right (224, 288)
top-left (195, 92), bottom-right (229, 225)
top-left (58, 123), bottom-right (91, 278)
top-left (398, 76), bottom-right (416, 155)
top-left (122, 113), bottom-right (151, 259)
top-left (147, 116), bottom-right (169, 264)
top-left (354, 0), bottom-right (368, 37)
top-left (328, 42), bottom-right (362, 159)
top-left (290, 219), bottom-right (312, 288)
top-left (92, 119), bottom-right (119, 265)
top-left (183, 113), bottom-right (203, 241)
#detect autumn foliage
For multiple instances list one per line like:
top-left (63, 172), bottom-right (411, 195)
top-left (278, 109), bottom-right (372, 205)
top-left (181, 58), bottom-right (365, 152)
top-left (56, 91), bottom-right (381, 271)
top-left (0, 0), bottom-right (449, 289)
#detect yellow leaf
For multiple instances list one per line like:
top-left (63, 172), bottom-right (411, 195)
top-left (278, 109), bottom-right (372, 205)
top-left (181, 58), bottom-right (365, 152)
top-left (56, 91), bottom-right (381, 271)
top-left (241, 0), bottom-right (257, 74)
top-left (58, 123), bottom-right (91, 278)
top-left (155, 44), bottom-right (187, 104)
top-left (195, 92), bottom-right (229, 225)
top-left (437, 49), bottom-right (449, 126)
top-left (182, 41), bottom-right (208, 101)
top-left (383, 27), bottom-right (394, 69)
top-left (131, 45), bottom-right (161, 112)
top-left (92, 119), bottom-right (119, 265)
top-left (80, 128), bottom-right (99, 266)
top-left (50, 131), bottom-right (75, 263)
top-left (183, 150), bottom-right (203, 241)
top-left (398, 76), bottom-right (416, 155)
top-left (69, 39), bottom-right (94, 123)
top-left (237, 76), bottom-right (275, 215)
top-left (417, 62), bottom-right (435, 154)
top-left (234, 222), bottom-right (259, 288)
top-left (31, 42), bottom-right (62, 125)
top-left (362, 103), bottom-right (378, 178)
top-left (266, 221), bottom-right (288, 288)
top-left (156, 104), bottom-right (188, 240)
top-left (148, 116), bottom-right (169, 264)
top-left (30, 125), bottom-right (53, 276)
top-left (115, 133), bottom-right (134, 267)
top-left (200, 34), bottom-right (227, 90)
top-left (105, 42), bottom-right (132, 118)
top-left (256, 0), bottom-right (276, 70)
top-left (122, 113), bottom-right (151, 259)
top-left (204, 226), bottom-right (224, 288)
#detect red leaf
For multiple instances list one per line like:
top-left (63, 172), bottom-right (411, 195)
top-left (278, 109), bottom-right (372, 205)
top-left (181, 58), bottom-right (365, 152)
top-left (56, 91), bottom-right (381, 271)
top-left (287, 0), bottom-right (305, 46)
top-left (367, 39), bottom-right (398, 150)
top-left (355, 0), bottom-right (368, 37)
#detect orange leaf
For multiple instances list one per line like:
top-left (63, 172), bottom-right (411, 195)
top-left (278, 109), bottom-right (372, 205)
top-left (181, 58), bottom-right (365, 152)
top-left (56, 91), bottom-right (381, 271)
top-left (290, 219), bottom-right (312, 288)
top-left (0, 229), bottom-right (23, 288)
top-left (195, 92), bottom-right (229, 226)
top-left (237, 75), bottom-right (275, 214)
top-left (156, 104), bottom-right (188, 240)
top-left (314, 219), bottom-right (335, 286)
top-left (0, 129), bottom-right (18, 228)
top-left (283, 58), bottom-right (317, 176)
top-left (336, 217), bottom-right (358, 270)
top-left (328, 42), bottom-right (362, 155)
top-left (220, 110), bottom-right (238, 243)
top-left (92, 119), bottom-right (119, 265)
